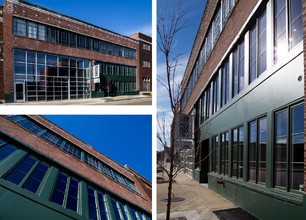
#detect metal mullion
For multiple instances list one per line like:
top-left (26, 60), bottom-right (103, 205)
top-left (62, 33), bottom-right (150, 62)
top-left (94, 189), bottom-right (102, 220)
top-left (63, 176), bottom-right (71, 208)
top-left (255, 119), bottom-right (259, 183)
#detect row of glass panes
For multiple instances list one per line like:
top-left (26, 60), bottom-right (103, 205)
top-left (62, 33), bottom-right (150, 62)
top-left (209, 102), bottom-right (303, 192)
top-left (13, 17), bottom-right (137, 60)
top-left (85, 154), bottom-right (138, 193)
top-left (0, 138), bottom-right (150, 219)
top-left (97, 62), bottom-right (137, 77)
top-left (6, 115), bottom-right (138, 193)
top-left (182, 0), bottom-right (303, 110)
top-left (182, 0), bottom-right (237, 108)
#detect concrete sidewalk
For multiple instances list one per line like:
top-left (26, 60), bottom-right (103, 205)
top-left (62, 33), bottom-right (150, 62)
top-left (157, 172), bottom-right (237, 220)
top-left (1, 95), bottom-right (151, 105)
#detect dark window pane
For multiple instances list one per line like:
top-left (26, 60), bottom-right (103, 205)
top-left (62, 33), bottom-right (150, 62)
top-left (51, 172), bottom-right (68, 205)
top-left (119, 202), bottom-right (129, 220)
top-left (97, 192), bottom-right (108, 220)
top-left (276, 110), bottom-right (287, 137)
top-left (14, 50), bottom-right (26, 62)
top-left (111, 199), bottom-right (121, 219)
top-left (66, 178), bottom-right (79, 212)
top-left (22, 162), bottom-right (49, 193)
top-left (0, 144), bottom-right (18, 161)
top-left (5, 155), bottom-right (37, 185)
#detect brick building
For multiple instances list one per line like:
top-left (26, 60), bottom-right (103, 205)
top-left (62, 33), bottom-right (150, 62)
top-left (178, 0), bottom-right (306, 219)
top-left (130, 33), bottom-right (152, 94)
top-left (0, 0), bottom-right (152, 103)
top-left (0, 115), bottom-right (152, 219)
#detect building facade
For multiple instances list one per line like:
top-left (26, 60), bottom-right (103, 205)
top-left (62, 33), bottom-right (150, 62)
top-left (0, 115), bottom-right (151, 219)
top-left (130, 33), bottom-right (152, 94)
top-left (0, 0), bottom-right (151, 103)
top-left (179, 0), bottom-right (306, 219)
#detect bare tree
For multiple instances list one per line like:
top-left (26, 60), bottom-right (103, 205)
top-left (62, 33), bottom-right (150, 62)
top-left (103, 79), bottom-right (112, 97)
top-left (157, 1), bottom-right (190, 219)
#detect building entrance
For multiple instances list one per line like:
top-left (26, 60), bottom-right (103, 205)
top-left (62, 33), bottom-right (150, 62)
top-left (14, 82), bottom-right (25, 102)
top-left (200, 139), bottom-right (209, 183)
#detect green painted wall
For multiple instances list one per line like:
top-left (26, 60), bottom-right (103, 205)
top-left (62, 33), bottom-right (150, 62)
top-left (194, 46), bottom-right (305, 219)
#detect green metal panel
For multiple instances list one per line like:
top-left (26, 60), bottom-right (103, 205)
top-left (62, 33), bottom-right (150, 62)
top-left (196, 48), bottom-right (304, 219)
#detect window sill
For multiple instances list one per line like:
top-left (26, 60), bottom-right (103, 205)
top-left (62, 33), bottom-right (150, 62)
top-left (208, 173), bottom-right (303, 205)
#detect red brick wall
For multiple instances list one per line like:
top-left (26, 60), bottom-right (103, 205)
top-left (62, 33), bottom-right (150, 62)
top-left (302, 0), bottom-right (306, 193)
top-left (2, 0), bottom-right (139, 97)
top-left (0, 116), bottom-right (151, 213)
top-left (130, 33), bottom-right (152, 91)
top-left (182, 0), bottom-right (260, 113)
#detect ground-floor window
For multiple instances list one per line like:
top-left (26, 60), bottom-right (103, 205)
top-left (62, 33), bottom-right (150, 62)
top-left (211, 135), bottom-right (219, 173)
top-left (248, 116), bottom-right (267, 183)
top-left (274, 102), bottom-right (304, 191)
top-left (14, 49), bottom-right (91, 102)
top-left (220, 132), bottom-right (229, 175)
top-left (232, 126), bottom-right (244, 178)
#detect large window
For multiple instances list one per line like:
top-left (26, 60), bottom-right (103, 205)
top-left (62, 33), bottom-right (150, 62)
top-left (211, 135), bottom-right (219, 173)
top-left (14, 49), bottom-right (91, 101)
top-left (232, 126), bottom-right (244, 178)
top-left (232, 41), bottom-right (245, 97)
top-left (5, 155), bottom-right (49, 194)
top-left (250, 10), bottom-right (267, 83)
top-left (212, 75), bottom-right (219, 114)
top-left (220, 132), bottom-right (229, 175)
top-left (274, 0), bottom-right (303, 61)
top-left (51, 172), bottom-right (80, 212)
top-left (248, 117), bottom-right (267, 183)
top-left (274, 103), bottom-right (304, 191)
top-left (221, 60), bottom-right (230, 107)
top-left (87, 186), bottom-right (108, 220)
top-left (0, 140), bottom-right (18, 162)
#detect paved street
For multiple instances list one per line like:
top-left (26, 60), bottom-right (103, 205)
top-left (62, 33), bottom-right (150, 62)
top-left (157, 172), bottom-right (237, 220)
top-left (0, 95), bottom-right (152, 105)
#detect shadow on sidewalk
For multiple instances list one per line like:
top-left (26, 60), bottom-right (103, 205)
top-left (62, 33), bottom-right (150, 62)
top-left (213, 208), bottom-right (258, 220)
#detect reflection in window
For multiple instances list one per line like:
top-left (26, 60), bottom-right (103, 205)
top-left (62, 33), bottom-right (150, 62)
top-left (274, 103), bottom-right (304, 191)
top-left (220, 132), bottom-right (229, 175)
top-left (232, 41), bottom-right (244, 97)
top-left (221, 60), bottom-right (229, 107)
top-left (232, 126), bottom-right (244, 178)
top-left (5, 155), bottom-right (38, 185)
top-left (248, 117), bottom-right (267, 183)
top-left (22, 161), bottom-right (49, 193)
top-left (0, 143), bottom-right (18, 162)
top-left (274, 0), bottom-right (302, 61)
top-left (211, 135), bottom-right (219, 173)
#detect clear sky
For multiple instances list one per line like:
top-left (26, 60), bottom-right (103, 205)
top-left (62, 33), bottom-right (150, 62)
top-left (157, 0), bottom-right (206, 151)
top-left (0, 0), bottom-right (152, 36)
top-left (44, 115), bottom-right (152, 181)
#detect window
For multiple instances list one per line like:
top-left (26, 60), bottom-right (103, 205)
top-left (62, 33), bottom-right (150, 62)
top-left (205, 86), bottom-right (211, 120)
top-left (232, 41), bottom-right (245, 97)
top-left (249, 10), bottom-right (267, 83)
top-left (274, 0), bottom-right (303, 61)
top-left (221, 60), bottom-right (229, 107)
top-left (5, 155), bottom-right (38, 185)
top-left (27, 22), bottom-right (38, 39)
top-left (212, 75), bottom-right (219, 114)
top-left (274, 103), bottom-right (304, 191)
top-left (142, 43), bottom-right (150, 51)
top-left (22, 161), bottom-right (49, 193)
top-left (13, 18), bottom-right (26, 36)
top-left (232, 126), bottom-right (244, 178)
top-left (51, 172), bottom-right (79, 212)
top-left (142, 61), bottom-right (150, 68)
top-left (0, 142), bottom-right (18, 162)
top-left (211, 135), bottom-right (219, 173)
top-left (248, 117), bottom-right (267, 183)
top-left (38, 24), bottom-right (46, 41)
top-left (220, 132), bottom-right (229, 175)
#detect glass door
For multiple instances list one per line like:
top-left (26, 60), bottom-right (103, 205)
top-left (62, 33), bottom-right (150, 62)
top-left (14, 82), bottom-right (25, 102)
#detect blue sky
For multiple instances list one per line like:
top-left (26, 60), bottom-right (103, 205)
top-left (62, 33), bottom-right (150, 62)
top-left (157, 0), bottom-right (206, 150)
top-left (0, 0), bottom-right (152, 36)
top-left (44, 115), bottom-right (152, 181)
